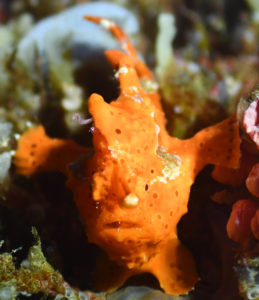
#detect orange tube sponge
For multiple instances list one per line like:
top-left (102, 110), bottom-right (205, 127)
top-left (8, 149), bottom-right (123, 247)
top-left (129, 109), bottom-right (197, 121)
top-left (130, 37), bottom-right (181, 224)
top-left (14, 17), bottom-right (241, 295)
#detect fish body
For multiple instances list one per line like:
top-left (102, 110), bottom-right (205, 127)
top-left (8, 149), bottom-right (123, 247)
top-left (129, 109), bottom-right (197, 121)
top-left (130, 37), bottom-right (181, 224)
top-left (14, 17), bottom-right (241, 295)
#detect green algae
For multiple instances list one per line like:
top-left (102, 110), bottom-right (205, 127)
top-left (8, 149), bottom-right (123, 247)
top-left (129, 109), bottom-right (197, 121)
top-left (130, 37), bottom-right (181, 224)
top-left (0, 228), bottom-right (65, 297)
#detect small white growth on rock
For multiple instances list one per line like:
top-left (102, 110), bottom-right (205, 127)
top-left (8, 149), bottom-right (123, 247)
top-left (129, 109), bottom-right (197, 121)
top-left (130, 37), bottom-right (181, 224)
top-left (0, 285), bottom-right (18, 300)
top-left (123, 193), bottom-right (139, 208)
top-left (174, 105), bottom-right (182, 114)
top-left (61, 82), bottom-right (83, 111)
top-left (155, 13), bottom-right (176, 79)
top-left (0, 122), bottom-right (12, 148)
top-left (0, 152), bottom-right (12, 184)
top-left (225, 75), bottom-right (241, 97)
top-left (247, 287), bottom-right (259, 300)
top-left (25, 121), bottom-right (34, 128)
top-left (14, 133), bottom-right (21, 140)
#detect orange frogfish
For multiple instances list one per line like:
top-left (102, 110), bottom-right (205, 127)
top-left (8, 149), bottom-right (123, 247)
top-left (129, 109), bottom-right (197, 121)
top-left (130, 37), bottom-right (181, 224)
top-left (14, 16), bottom-right (241, 295)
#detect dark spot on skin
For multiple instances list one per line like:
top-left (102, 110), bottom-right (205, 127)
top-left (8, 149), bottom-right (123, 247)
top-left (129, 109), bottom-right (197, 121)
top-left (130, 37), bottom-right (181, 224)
top-left (199, 142), bottom-right (204, 147)
top-left (31, 144), bottom-right (37, 148)
top-left (226, 155), bottom-right (231, 160)
top-left (115, 128), bottom-right (121, 134)
top-left (170, 211), bottom-right (173, 216)
top-left (145, 184), bottom-right (149, 191)
top-left (30, 152), bottom-right (35, 156)
top-left (153, 193), bottom-right (158, 198)
top-left (150, 169), bottom-right (154, 174)
top-left (175, 190), bottom-right (179, 196)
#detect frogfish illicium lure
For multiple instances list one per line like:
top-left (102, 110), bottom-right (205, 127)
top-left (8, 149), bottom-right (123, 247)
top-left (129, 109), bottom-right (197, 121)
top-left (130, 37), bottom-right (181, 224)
top-left (14, 16), bottom-right (241, 295)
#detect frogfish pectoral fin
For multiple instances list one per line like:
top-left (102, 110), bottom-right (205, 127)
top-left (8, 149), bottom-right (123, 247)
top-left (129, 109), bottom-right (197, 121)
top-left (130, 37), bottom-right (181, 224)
top-left (187, 115), bottom-right (241, 176)
top-left (14, 125), bottom-right (89, 176)
top-left (144, 238), bottom-right (198, 295)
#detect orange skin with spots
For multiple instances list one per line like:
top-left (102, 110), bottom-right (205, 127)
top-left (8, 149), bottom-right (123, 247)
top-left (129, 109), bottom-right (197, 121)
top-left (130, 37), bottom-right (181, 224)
top-left (14, 16), bottom-right (241, 295)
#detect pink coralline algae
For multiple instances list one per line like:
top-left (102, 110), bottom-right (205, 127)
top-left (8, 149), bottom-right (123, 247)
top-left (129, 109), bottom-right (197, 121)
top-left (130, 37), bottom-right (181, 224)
top-left (243, 97), bottom-right (259, 148)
